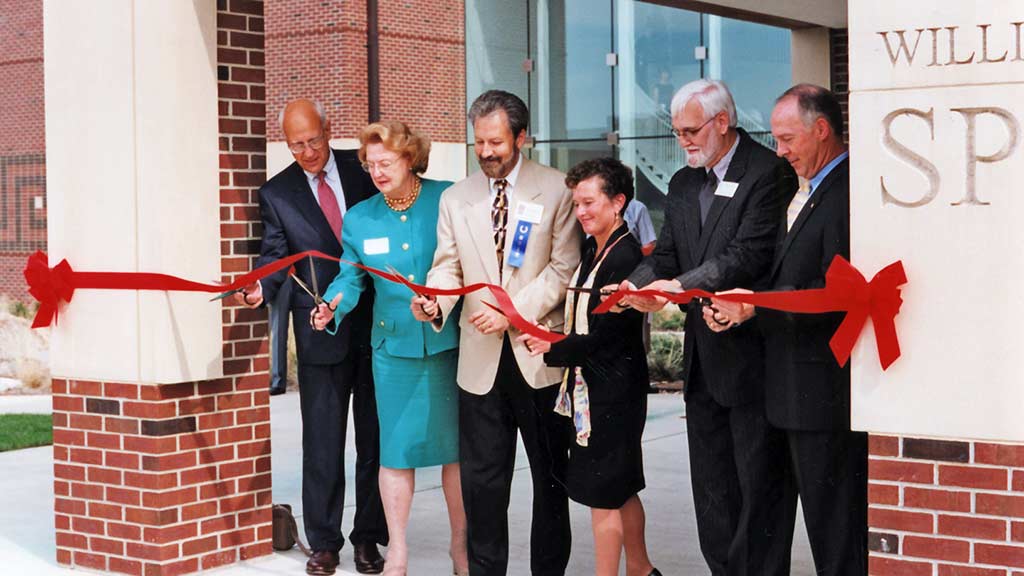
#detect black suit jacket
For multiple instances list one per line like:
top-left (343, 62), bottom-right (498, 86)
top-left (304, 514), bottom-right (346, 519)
top-left (630, 129), bottom-right (796, 406)
top-left (256, 149), bottom-right (377, 365)
top-left (758, 157), bottom-right (850, 431)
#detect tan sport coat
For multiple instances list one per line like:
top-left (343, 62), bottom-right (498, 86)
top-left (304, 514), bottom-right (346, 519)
top-left (427, 159), bottom-right (582, 394)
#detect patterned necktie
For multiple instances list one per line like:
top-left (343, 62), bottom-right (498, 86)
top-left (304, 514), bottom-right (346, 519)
top-left (317, 171), bottom-right (344, 241)
top-left (786, 179), bottom-right (811, 232)
top-left (699, 169), bottom-right (718, 225)
top-left (491, 178), bottom-right (509, 280)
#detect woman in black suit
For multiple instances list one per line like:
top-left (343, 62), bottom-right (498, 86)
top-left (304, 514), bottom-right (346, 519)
top-left (519, 158), bottom-right (660, 576)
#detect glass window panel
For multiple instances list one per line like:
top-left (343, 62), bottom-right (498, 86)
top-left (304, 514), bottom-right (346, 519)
top-left (706, 15), bottom-right (791, 148)
top-left (616, 1), bottom-right (702, 139)
top-left (465, 0), bottom-right (530, 139)
top-left (530, 0), bottom-right (613, 141)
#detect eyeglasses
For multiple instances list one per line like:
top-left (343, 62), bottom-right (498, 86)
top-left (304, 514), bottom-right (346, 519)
top-left (287, 132), bottom-right (327, 154)
top-left (670, 116), bottom-right (715, 139)
top-left (361, 159), bottom-right (400, 173)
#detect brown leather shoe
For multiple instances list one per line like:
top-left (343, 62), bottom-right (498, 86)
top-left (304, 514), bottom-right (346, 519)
top-left (306, 550), bottom-right (340, 576)
top-left (352, 541), bottom-right (385, 574)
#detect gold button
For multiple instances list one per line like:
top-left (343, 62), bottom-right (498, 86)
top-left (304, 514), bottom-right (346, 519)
top-left (400, 215), bottom-right (407, 222)
top-left (408, 274), bottom-right (415, 282)
top-left (379, 321), bottom-right (385, 327)
top-left (402, 243), bottom-right (410, 250)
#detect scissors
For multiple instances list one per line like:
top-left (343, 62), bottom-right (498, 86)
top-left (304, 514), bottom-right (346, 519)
top-left (385, 264), bottom-right (438, 318)
top-left (291, 255), bottom-right (325, 307)
top-left (565, 286), bottom-right (615, 297)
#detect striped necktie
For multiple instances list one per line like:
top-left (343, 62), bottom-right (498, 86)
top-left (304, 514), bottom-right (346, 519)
top-left (491, 179), bottom-right (509, 280)
top-left (786, 179), bottom-right (811, 232)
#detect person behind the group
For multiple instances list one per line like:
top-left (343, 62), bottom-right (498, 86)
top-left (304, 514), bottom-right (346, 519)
top-left (311, 121), bottom-right (468, 576)
top-left (622, 198), bottom-right (657, 255)
top-left (410, 89), bottom-right (581, 576)
top-left (708, 84), bottom-right (866, 576)
top-left (235, 99), bottom-right (387, 576)
top-left (612, 79), bottom-right (796, 576)
top-left (518, 157), bottom-right (661, 576)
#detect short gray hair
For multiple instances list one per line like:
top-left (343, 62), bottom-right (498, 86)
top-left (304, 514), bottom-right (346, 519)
top-left (278, 99), bottom-right (328, 131)
top-left (468, 90), bottom-right (530, 137)
top-left (669, 79), bottom-right (737, 127)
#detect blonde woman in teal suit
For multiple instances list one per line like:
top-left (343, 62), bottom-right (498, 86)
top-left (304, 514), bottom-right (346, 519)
top-left (312, 121), bottom-right (466, 576)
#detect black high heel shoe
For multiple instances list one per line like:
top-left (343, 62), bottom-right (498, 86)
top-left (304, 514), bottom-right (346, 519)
top-left (648, 569), bottom-right (664, 576)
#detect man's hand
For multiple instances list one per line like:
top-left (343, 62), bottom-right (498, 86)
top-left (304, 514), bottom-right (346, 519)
top-left (310, 293), bottom-right (343, 331)
top-left (516, 326), bottom-right (552, 356)
top-left (628, 278), bottom-right (681, 313)
top-left (469, 307), bottom-right (509, 335)
top-left (232, 281), bottom-right (264, 308)
top-left (411, 295), bottom-right (439, 322)
top-left (703, 288), bottom-right (755, 332)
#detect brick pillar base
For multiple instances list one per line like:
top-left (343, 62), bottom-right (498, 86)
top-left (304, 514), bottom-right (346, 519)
top-left (868, 434), bottom-right (1024, 575)
top-left (52, 378), bottom-right (273, 575)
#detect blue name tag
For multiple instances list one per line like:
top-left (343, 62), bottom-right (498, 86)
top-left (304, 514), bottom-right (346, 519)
top-left (507, 221), bottom-right (533, 268)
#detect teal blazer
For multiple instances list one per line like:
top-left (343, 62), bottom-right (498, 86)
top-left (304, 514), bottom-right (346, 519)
top-left (324, 178), bottom-right (459, 358)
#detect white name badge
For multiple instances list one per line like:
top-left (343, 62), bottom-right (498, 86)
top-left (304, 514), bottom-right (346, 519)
top-left (715, 181), bottom-right (739, 198)
top-left (363, 237), bottom-right (390, 255)
top-left (514, 201), bottom-right (544, 224)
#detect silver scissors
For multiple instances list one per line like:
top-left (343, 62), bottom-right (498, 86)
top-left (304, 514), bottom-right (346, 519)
top-left (291, 255), bottom-right (325, 307)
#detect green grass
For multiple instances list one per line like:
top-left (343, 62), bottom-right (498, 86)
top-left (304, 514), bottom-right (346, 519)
top-left (0, 413), bottom-right (53, 452)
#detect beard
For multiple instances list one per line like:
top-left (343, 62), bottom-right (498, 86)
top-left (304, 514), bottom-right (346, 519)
top-left (684, 128), bottom-right (725, 168)
top-left (478, 148), bottom-right (520, 179)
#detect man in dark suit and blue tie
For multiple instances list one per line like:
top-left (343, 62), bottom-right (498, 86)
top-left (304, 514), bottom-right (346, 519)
top-left (616, 79), bottom-right (795, 576)
top-left (236, 99), bottom-right (387, 575)
top-left (710, 84), bottom-right (867, 576)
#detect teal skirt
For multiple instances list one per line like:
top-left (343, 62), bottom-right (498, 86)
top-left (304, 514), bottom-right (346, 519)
top-left (372, 347), bottom-right (459, 469)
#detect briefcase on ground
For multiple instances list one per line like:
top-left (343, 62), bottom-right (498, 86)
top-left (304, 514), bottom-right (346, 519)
top-left (272, 503), bottom-right (310, 556)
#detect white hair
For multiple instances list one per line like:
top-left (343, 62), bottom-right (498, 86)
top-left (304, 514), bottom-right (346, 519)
top-left (669, 79), bottom-right (737, 127)
top-left (278, 100), bottom-right (328, 130)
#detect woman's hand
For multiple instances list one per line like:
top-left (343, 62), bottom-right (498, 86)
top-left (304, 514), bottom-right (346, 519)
top-left (310, 293), bottom-right (343, 331)
top-left (516, 326), bottom-right (552, 356)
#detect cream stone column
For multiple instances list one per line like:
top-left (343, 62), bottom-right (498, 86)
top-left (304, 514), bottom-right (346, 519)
top-left (45, 2), bottom-right (273, 574)
top-left (848, 1), bottom-right (1024, 442)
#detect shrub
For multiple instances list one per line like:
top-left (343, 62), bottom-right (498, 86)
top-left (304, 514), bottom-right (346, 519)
top-left (652, 308), bottom-right (685, 331)
top-left (648, 332), bottom-right (684, 382)
top-left (8, 300), bottom-right (36, 320)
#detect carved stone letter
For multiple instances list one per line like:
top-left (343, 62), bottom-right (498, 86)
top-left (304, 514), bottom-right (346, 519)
top-left (950, 107), bottom-right (1021, 206)
top-left (881, 108), bottom-right (940, 208)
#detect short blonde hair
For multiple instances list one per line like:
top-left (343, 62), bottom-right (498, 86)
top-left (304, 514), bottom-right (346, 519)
top-left (357, 121), bottom-right (431, 175)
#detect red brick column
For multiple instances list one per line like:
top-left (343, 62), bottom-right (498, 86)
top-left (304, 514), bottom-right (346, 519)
top-left (265, 0), bottom-right (465, 142)
top-left (50, 2), bottom-right (272, 574)
top-left (868, 435), bottom-right (1024, 575)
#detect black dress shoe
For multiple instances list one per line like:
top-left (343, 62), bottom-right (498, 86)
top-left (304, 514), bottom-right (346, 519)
top-left (306, 550), bottom-right (340, 576)
top-left (352, 541), bottom-right (385, 574)
top-left (269, 384), bottom-right (286, 396)
top-left (648, 569), bottom-right (663, 576)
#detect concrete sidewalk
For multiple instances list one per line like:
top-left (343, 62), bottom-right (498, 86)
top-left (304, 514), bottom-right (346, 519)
top-left (0, 392), bottom-right (815, 575)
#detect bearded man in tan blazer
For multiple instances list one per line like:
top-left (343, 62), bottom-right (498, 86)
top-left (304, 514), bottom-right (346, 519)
top-left (412, 90), bottom-right (581, 576)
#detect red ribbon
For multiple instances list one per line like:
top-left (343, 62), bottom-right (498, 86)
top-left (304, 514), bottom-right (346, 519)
top-left (23, 252), bottom-right (905, 367)
top-left (22, 250), bottom-right (566, 344)
top-left (593, 256), bottom-right (906, 370)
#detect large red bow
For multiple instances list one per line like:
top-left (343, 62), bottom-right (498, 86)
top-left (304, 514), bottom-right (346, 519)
top-left (23, 251), bottom-right (75, 329)
top-left (821, 258), bottom-right (906, 370)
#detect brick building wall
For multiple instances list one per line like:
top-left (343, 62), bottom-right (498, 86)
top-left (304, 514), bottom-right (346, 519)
top-left (265, 0), bottom-right (464, 143)
top-left (0, 0), bottom-right (46, 301)
top-left (867, 436), bottom-right (1024, 575)
top-left (829, 27), bottom-right (849, 141)
top-left (50, 1), bottom-right (273, 574)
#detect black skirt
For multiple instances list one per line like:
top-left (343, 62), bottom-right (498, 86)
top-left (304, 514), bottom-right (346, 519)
top-left (565, 391), bottom-right (647, 509)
